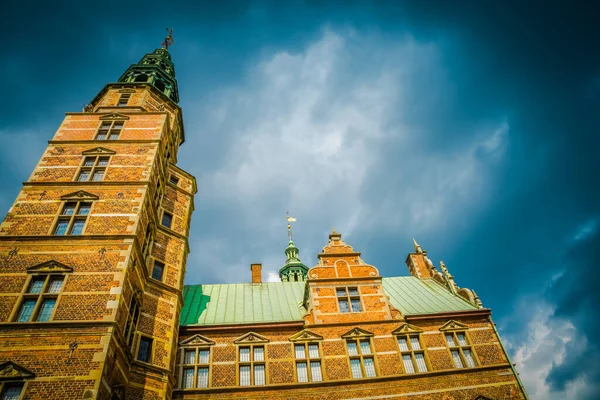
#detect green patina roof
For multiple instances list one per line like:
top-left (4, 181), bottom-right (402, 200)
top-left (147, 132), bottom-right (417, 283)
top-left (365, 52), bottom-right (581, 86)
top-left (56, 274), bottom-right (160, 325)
top-left (180, 277), bottom-right (477, 326)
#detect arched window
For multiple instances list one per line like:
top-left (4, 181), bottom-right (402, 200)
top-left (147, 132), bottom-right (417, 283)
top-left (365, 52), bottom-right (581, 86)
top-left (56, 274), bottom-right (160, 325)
top-left (134, 74), bottom-right (148, 83)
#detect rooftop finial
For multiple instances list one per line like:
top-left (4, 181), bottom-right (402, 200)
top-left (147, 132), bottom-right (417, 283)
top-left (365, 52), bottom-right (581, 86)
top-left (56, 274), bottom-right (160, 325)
top-left (162, 28), bottom-right (174, 50)
top-left (286, 212), bottom-right (297, 241)
top-left (413, 238), bottom-right (423, 253)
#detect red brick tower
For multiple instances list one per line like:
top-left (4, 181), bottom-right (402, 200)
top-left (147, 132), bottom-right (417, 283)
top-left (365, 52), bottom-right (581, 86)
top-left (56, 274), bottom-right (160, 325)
top-left (0, 38), bottom-right (195, 399)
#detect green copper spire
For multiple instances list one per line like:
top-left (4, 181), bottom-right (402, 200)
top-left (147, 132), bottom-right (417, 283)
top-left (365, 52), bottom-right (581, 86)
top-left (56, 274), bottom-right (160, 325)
top-left (118, 31), bottom-right (179, 102)
top-left (279, 239), bottom-right (309, 282)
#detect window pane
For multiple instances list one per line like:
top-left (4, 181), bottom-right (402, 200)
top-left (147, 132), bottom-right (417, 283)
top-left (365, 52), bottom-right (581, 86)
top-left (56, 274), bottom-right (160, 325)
top-left (402, 354), bottom-right (415, 373)
top-left (253, 346), bottom-right (264, 361)
top-left (398, 337), bottom-right (409, 351)
top-left (77, 170), bottom-right (90, 181)
top-left (47, 278), bottom-right (63, 293)
top-left (77, 204), bottom-right (91, 215)
top-left (96, 133), bottom-right (107, 140)
top-left (28, 278), bottom-right (45, 294)
top-left (451, 350), bottom-right (464, 368)
top-left (239, 347), bottom-right (250, 362)
top-left (338, 299), bottom-right (349, 313)
top-left (457, 333), bottom-right (468, 346)
top-left (197, 367), bottom-right (209, 388)
top-left (239, 365), bottom-right (251, 386)
top-left (62, 203), bottom-right (76, 215)
top-left (37, 298), bottom-right (56, 321)
top-left (348, 288), bottom-right (359, 296)
top-left (350, 298), bottom-right (362, 312)
top-left (415, 352), bottom-right (428, 372)
top-left (445, 334), bottom-right (456, 347)
top-left (463, 349), bottom-right (476, 368)
top-left (254, 364), bottom-right (265, 385)
top-left (350, 358), bottom-right (362, 378)
top-left (161, 212), bottom-right (173, 228)
top-left (54, 220), bottom-right (69, 235)
top-left (410, 336), bottom-right (421, 350)
top-left (151, 261), bottom-right (164, 280)
top-left (360, 340), bottom-right (371, 355)
top-left (97, 157), bottom-right (110, 166)
top-left (170, 176), bottom-right (179, 185)
top-left (336, 288), bottom-right (346, 297)
top-left (199, 349), bottom-right (210, 364)
top-left (310, 361), bottom-right (322, 382)
top-left (294, 344), bottom-right (306, 359)
top-left (113, 122), bottom-right (124, 128)
top-left (83, 157), bottom-right (95, 167)
top-left (17, 299), bottom-right (36, 322)
top-left (182, 367), bottom-right (194, 388)
top-left (137, 338), bottom-right (152, 363)
top-left (308, 344), bottom-right (319, 359)
top-left (184, 350), bottom-right (195, 364)
top-left (1, 384), bottom-right (23, 400)
top-left (92, 170), bottom-right (104, 181)
top-left (364, 357), bottom-right (376, 377)
top-left (70, 220), bottom-right (85, 235)
top-left (296, 361), bottom-right (308, 382)
top-left (101, 122), bottom-right (112, 129)
top-left (347, 341), bottom-right (358, 356)
top-left (109, 133), bottom-right (119, 140)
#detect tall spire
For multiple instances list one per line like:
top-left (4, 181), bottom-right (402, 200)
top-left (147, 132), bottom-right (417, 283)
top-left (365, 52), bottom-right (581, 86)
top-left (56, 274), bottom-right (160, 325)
top-left (279, 213), bottom-right (308, 282)
top-left (117, 30), bottom-right (179, 103)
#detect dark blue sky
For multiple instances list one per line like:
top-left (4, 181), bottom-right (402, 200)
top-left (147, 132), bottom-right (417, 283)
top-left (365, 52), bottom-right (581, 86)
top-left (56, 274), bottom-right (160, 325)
top-left (1, 1), bottom-right (598, 397)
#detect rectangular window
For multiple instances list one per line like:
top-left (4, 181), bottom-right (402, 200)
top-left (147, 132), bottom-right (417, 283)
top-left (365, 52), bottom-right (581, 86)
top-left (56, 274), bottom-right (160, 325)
top-left (179, 347), bottom-right (211, 389)
top-left (197, 367), bottom-right (209, 388)
top-left (169, 175), bottom-right (180, 185)
top-left (294, 342), bottom-right (322, 382)
top-left (254, 364), bottom-right (265, 385)
top-left (17, 299), bottom-right (36, 322)
top-left (239, 365), bottom-right (251, 386)
top-left (182, 368), bottom-right (194, 389)
top-left (36, 298), bottom-right (56, 321)
top-left (1, 383), bottom-right (24, 400)
top-left (397, 334), bottom-right (428, 373)
top-left (238, 345), bottom-right (265, 386)
top-left (337, 287), bottom-right (362, 313)
top-left (446, 332), bottom-right (477, 369)
top-left (124, 296), bottom-right (141, 348)
top-left (28, 278), bottom-right (45, 294)
top-left (53, 202), bottom-right (91, 236)
top-left (46, 278), bottom-right (63, 293)
top-left (184, 350), bottom-right (195, 364)
top-left (76, 155), bottom-right (109, 182)
top-left (118, 93), bottom-right (131, 106)
top-left (137, 337), bottom-right (153, 363)
top-left (96, 120), bottom-right (123, 140)
top-left (347, 338), bottom-right (376, 379)
top-left (151, 260), bottom-right (165, 281)
top-left (161, 212), bottom-right (173, 229)
top-left (15, 273), bottom-right (66, 323)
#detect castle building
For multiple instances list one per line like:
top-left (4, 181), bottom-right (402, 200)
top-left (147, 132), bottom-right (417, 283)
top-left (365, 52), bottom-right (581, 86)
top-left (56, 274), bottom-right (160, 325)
top-left (0, 40), bottom-right (528, 400)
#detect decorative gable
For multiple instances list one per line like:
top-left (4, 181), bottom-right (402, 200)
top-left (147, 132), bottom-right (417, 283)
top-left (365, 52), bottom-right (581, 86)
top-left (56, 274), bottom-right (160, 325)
top-left (179, 334), bottom-right (215, 347)
top-left (27, 260), bottom-right (73, 274)
top-left (391, 323), bottom-right (423, 335)
top-left (60, 190), bottom-right (99, 201)
top-left (81, 147), bottom-right (116, 155)
top-left (289, 330), bottom-right (323, 342)
top-left (233, 332), bottom-right (269, 344)
top-left (439, 320), bottom-right (469, 332)
top-left (341, 327), bottom-right (374, 339)
top-left (99, 113), bottom-right (129, 121)
top-left (0, 361), bottom-right (35, 380)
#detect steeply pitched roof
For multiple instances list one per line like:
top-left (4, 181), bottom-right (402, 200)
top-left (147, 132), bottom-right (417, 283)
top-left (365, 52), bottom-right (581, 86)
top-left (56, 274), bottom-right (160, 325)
top-left (180, 276), bottom-right (477, 327)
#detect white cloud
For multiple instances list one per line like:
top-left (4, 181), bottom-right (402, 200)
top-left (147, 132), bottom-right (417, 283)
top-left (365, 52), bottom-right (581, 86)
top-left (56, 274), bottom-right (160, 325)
top-left (180, 29), bottom-right (509, 283)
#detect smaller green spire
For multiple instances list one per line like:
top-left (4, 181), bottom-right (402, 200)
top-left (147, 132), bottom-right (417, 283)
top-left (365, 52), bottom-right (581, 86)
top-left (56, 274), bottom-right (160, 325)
top-left (279, 239), bottom-right (309, 282)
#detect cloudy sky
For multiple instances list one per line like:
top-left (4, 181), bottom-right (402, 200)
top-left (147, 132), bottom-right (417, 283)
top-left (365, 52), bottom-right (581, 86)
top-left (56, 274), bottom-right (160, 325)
top-left (1, 1), bottom-right (598, 398)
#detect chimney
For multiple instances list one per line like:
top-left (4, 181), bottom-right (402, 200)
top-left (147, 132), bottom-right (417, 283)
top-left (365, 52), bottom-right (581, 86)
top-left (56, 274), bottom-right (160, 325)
top-left (251, 263), bottom-right (262, 284)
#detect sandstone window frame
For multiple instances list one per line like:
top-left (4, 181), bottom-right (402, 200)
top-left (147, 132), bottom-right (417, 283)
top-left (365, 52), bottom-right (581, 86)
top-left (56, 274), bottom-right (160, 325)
top-left (440, 320), bottom-right (479, 369)
top-left (117, 93), bottom-right (131, 107)
top-left (336, 287), bottom-right (362, 313)
top-left (234, 332), bottom-right (269, 387)
top-left (76, 155), bottom-right (110, 182)
top-left (95, 120), bottom-right (124, 140)
top-left (392, 323), bottom-right (430, 374)
top-left (0, 382), bottom-right (24, 400)
top-left (141, 223), bottom-right (155, 261)
top-left (161, 211), bottom-right (173, 229)
top-left (293, 342), bottom-right (323, 383)
top-left (342, 328), bottom-right (377, 379)
top-left (11, 261), bottom-right (72, 324)
top-left (0, 361), bottom-right (35, 400)
top-left (123, 290), bottom-right (142, 351)
top-left (169, 175), bottom-right (179, 185)
top-left (150, 259), bottom-right (165, 281)
top-left (52, 201), bottom-right (92, 236)
top-left (136, 335), bottom-right (153, 364)
top-left (177, 335), bottom-right (216, 390)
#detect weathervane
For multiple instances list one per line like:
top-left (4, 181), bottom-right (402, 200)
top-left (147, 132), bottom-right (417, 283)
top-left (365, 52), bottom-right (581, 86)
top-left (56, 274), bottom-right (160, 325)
top-left (286, 212), bottom-right (297, 240)
top-left (162, 28), bottom-right (175, 50)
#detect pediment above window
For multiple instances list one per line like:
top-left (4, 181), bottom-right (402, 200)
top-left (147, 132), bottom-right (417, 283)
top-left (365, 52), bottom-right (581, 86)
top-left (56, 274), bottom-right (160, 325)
top-left (118, 89), bottom-right (136, 94)
top-left (391, 323), bottom-right (423, 335)
top-left (341, 327), bottom-right (374, 339)
top-left (82, 147), bottom-right (116, 155)
top-left (439, 320), bottom-right (469, 332)
top-left (27, 260), bottom-right (73, 274)
top-left (0, 361), bottom-right (35, 380)
top-left (179, 334), bottom-right (215, 347)
top-left (233, 332), bottom-right (269, 344)
top-left (289, 330), bottom-right (323, 342)
top-left (99, 113), bottom-right (129, 121)
top-left (60, 190), bottom-right (99, 201)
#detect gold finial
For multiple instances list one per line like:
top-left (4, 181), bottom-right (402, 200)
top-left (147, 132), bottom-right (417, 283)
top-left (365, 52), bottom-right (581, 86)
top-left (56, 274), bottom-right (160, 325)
top-left (162, 28), bottom-right (174, 50)
top-left (331, 226), bottom-right (338, 234)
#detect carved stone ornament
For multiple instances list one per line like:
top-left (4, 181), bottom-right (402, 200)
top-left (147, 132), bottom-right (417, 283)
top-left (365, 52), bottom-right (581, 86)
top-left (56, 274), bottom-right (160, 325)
top-left (60, 190), bottom-right (99, 201)
top-left (233, 332), bottom-right (269, 344)
top-left (439, 320), bottom-right (469, 332)
top-left (341, 327), bottom-right (374, 339)
top-left (179, 334), bottom-right (215, 346)
top-left (27, 260), bottom-right (73, 274)
top-left (289, 330), bottom-right (324, 342)
top-left (391, 323), bottom-right (424, 335)
top-left (0, 361), bottom-right (35, 381)
top-left (99, 113), bottom-right (130, 121)
top-left (82, 147), bottom-right (116, 155)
